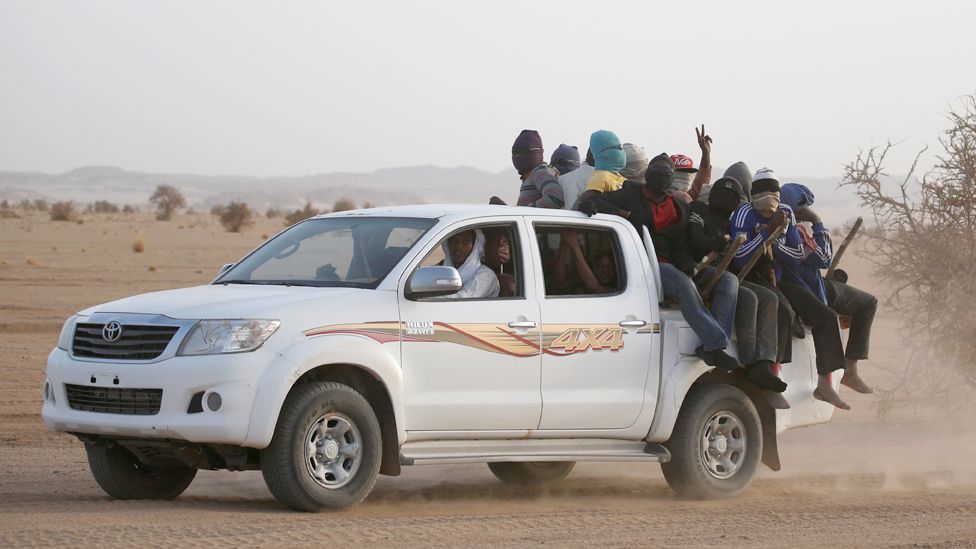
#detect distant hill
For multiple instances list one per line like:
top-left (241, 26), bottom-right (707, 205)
top-left (0, 165), bottom-right (519, 211)
top-left (0, 165), bottom-right (865, 225)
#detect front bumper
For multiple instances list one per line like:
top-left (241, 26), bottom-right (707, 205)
top-left (42, 347), bottom-right (283, 447)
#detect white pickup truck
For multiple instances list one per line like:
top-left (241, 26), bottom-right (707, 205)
top-left (42, 205), bottom-right (839, 511)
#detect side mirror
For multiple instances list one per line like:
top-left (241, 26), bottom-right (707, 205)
top-left (406, 266), bottom-right (462, 299)
top-left (218, 263), bottom-right (234, 277)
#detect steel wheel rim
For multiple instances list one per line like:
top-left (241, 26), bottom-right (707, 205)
top-left (304, 412), bottom-right (362, 489)
top-left (699, 410), bottom-right (746, 480)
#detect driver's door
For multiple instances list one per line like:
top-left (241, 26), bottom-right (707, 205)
top-left (398, 218), bottom-right (543, 432)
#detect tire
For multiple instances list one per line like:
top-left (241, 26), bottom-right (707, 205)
top-left (661, 384), bottom-right (762, 499)
top-left (261, 382), bottom-right (382, 511)
top-left (488, 461), bottom-right (576, 485)
top-left (85, 441), bottom-right (196, 500)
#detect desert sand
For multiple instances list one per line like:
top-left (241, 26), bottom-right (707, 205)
top-left (1, 210), bottom-right (974, 547)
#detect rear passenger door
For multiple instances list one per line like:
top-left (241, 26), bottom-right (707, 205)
top-left (530, 220), bottom-right (659, 430)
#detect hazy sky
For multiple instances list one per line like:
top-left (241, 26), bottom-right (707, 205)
top-left (1, 1), bottom-right (974, 178)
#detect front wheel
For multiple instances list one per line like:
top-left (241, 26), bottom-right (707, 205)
top-left (85, 441), bottom-right (196, 500)
top-left (488, 461), bottom-right (576, 485)
top-left (261, 382), bottom-right (382, 511)
top-left (661, 384), bottom-right (762, 499)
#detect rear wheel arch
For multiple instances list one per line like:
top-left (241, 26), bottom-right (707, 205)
top-left (286, 363), bottom-right (401, 476)
top-left (688, 372), bottom-right (779, 471)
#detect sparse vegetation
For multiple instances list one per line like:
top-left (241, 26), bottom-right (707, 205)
top-left (33, 199), bottom-right (49, 211)
top-left (219, 202), bottom-right (254, 233)
top-left (210, 204), bottom-right (227, 217)
top-left (332, 198), bottom-right (356, 212)
top-left (87, 200), bottom-right (120, 214)
top-left (285, 202), bottom-right (320, 225)
top-left (149, 184), bottom-right (186, 221)
top-left (122, 204), bottom-right (137, 214)
top-left (265, 207), bottom-right (281, 219)
top-left (49, 201), bottom-right (78, 222)
top-left (132, 239), bottom-right (146, 253)
top-left (841, 94), bottom-right (976, 414)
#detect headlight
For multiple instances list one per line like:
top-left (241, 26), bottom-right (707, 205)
top-left (177, 319), bottom-right (280, 356)
top-left (57, 315), bottom-right (84, 351)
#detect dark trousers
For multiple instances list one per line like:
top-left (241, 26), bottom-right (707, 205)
top-left (749, 279), bottom-right (794, 364)
top-left (824, 279), bottom-right (877, 360)
top-left (779, 279), bottom-right (846, 375)
top-left (735, 281), bottom-right (779, 365)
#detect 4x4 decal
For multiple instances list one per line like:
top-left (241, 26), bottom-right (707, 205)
top-left (304, 321), bottom-right (658, 358)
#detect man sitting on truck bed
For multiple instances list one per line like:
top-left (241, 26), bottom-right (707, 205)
top-left (731, 169), bottom-right (850, 409)
top-left (781, 183), bottom-right (876, 396)
top-left (577, 153), bottom-right (740, 373)
top-left (688, 176), bottom-right (787, 396)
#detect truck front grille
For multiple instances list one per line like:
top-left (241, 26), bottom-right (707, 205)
top-left (65, 384), bottom-right (163, 415)
top-left (72, 323), bottom-right (179, 360)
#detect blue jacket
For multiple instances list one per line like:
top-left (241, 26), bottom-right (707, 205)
top-left (779, 222), bottom-right (833, 303)
top-left (729, 202), bottom-right (806, 282)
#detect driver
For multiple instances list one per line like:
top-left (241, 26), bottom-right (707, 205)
top-left (442, 229), bottom-right (500, 299)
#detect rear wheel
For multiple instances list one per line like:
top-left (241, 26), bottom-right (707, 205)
top-left (661, 384), bottom-right (761, 499)
top-left (85, 441), bottom-right (196, 500)
top-left (261, 382), bottom-right (382, 511)
top-left (488, 461), bottom-right (575, 485)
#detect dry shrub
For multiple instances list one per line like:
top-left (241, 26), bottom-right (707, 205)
top-left (210, 204), bottom-right (227, 217)
top-left (88, 200), bottom-right (120, 214)
top-left (122, 204), bottom-right (137, 214)
top-left (219, 202), bottom-right (254, 233)
top-left (265, 207), bottom-right (281, 219)
top-left (841, 93), bottom-right (976, 415)
top-left (0, 210), bottom-right (20, 219)
top-left (33, 199), bottom-right (49, 211)
top-left (285, 202), bottom-right (320, 225)
top-left (148, 265), bottom-right (157, 272)
top-left (132, 238), bottom-right (146, 253)
top-left (332, 198), bottom-right (356, 212)
top-left (49, 201), bottom-right (78, 222)
top-left (149, 184), bottom-right (186, 221)
top-left (26, 257), bottom-right (39, 266)
top-left (0, 199), bottom-right (8, 209)
top-left (362, 201), bottom-right (374, 209)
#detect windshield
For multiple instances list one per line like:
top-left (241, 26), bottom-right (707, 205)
top-left (216, 216), bottom-right (436, 288)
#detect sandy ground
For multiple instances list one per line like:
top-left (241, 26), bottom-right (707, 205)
top-left (1, 210), bottom-right (975, 548)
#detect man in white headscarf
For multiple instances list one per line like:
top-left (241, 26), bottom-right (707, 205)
top-left (442, 229), bottom-right (500, 299)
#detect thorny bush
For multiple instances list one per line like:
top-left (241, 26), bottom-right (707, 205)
top-left (841, 94), bottom-right (976, 415)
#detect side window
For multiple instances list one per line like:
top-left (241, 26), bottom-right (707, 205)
top-left (534, 225), bottom-right (625, 297)
top-left (413, 223), bottom-right (523, 300)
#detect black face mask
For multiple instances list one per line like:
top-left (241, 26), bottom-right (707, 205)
top-left (645, 170), bottom-right (672, 197)
top-left (709, 188), bottom-right (740, 217)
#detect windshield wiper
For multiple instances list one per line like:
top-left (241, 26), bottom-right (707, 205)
top-left (217, 279), bottom-right (270, 285)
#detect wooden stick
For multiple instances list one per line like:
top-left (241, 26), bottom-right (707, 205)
top-left (825, 217), bottom-right (863, 279)
top-left (693, 250), bottom-right (721, 276)
top-left (701, 234), bottom-right (747, 299)
top-left (736, 220), bottom-right (788, 283)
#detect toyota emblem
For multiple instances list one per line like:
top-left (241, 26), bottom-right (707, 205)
top-left (102, 321), bottom-right (123, 342)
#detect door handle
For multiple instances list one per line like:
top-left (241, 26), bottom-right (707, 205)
top-left (618, 319), bottom-right (647, 328)
top-left (507, 321), bottom-right (538, 329)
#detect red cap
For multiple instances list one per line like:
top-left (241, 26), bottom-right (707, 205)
top-left (670, 154), bottom-right (697, 173)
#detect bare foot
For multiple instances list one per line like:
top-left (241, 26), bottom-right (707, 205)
top-left (814, 376), bottom-right (851, 410)
top-left (841, 371), bottom-right (874, 394)
top-left (841, 361), bottom-right (874, 394)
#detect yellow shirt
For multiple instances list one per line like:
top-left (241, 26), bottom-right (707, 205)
top-left (585, 170), bottom-right (626, 192)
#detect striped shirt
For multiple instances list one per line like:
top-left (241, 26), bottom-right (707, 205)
top-left (517, 165), bottom-right (564, 209)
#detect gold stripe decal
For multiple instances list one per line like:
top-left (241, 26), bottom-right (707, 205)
top-left (304, 321), bottom-right (656, 357)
